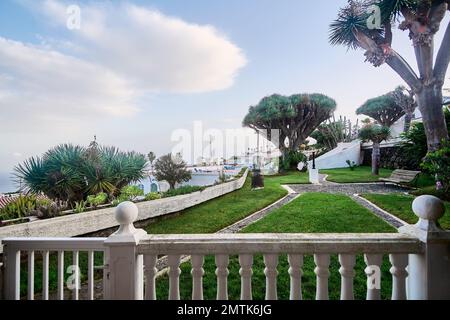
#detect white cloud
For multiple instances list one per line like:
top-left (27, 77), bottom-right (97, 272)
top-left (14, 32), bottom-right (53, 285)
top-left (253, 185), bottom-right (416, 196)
top-left (0, 37), bottom-right (138, 120)
top-left (32, 0), bottom-right (247, 93)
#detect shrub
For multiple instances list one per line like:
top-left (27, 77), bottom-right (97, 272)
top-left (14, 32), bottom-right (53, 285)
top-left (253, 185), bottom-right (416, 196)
top-left (120, 185), bottom-right (144, 201)
top-left (87, 192), bottom-right (108, 209)
top-left (145, 192), bottom-right (162, 201)
top-left (154, 153), bottom-right (192, 189)
top-left (162, 185), bottom-right (205, 198)
top-left (33, 203), bottom-right (62, 219)
top-left (0, 195), bottom-right (43, 220)
top-left (281, 151), bottom-right (307, 171)
top-left (72, 201), bottom-right (86, 213)
top-left (346, 160), bottom-right (357, 171)
top-left (111, 197), bottom-right (127, 207)
top-left (398, 108), bottom-right (450, 170)
top-left (421, 140), bottom-right (450, 194)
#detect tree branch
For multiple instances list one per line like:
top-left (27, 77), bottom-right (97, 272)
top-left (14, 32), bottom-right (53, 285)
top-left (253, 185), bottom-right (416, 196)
top-left (386, 50), bottom-right (422, 92)
top-left (434, 20), bottom-right (450, 83)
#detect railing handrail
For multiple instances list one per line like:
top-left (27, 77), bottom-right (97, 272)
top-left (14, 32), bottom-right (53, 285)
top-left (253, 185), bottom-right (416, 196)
top-left (1, 237), bottom-right (107, 251)
top-left (137, 233), bottom-right (423, 255)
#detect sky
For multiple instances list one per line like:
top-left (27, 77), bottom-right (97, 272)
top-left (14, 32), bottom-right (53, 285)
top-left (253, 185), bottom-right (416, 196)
top-left (0, 0), bottom-right (449, 192)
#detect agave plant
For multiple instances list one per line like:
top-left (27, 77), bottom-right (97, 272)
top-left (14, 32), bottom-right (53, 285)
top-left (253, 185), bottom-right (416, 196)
top-left (14, 142), bottom-right (147, 205)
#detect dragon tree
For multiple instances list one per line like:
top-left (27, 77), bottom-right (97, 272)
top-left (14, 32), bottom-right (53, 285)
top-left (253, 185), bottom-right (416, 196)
top-left (330, 0), bottom-right (450, 151)
top-left (242, 93), bottom-right (337, 157)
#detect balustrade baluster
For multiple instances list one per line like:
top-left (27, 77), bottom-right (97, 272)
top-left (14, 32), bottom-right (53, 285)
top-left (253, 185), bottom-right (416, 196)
top-left (27, 251), bottom-right (34, 300)
top-left (239, 254), bottom-right (253, 300)
top-left (191, 255), bottom-right (205, 300)
top-left (288, 254), bottom-right (303, 300)
top-left (42, 250), bottom-right (49, 300)
top-left (339, 254), bottom-right (356, 300)
top-left (144, 255), bottom-right (158, 300)
top-left (72, 251), bottom-right (79, 300)
top-left (57, 251), bottom-right (64, 300)
top-left (87, 251), bottom-right (94, 300)
top-left (263, 254), bottom-right (278, 300)
top-left (389, 254), bottom-right (408, 300)
top-left (364, 254), bottom-right (382, 300)
top-left (215, 255), bottom-right (229, 300)
top-left (314, 254), bottom-right (330, 300)
top-left (168, 255), bottom-right (181, 300)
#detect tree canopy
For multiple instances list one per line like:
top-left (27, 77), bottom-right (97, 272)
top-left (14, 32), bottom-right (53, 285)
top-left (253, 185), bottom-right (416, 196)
top-left (243, 93), bottom-right (337, 154)
top-left (330, 0), bottom-right (450, 150)
top-left (357, 93), bottom-right (405, 127)
top-left (359, 123), bottom-right (391, 144)
top-left (154, 154), bottom-right (192, 189)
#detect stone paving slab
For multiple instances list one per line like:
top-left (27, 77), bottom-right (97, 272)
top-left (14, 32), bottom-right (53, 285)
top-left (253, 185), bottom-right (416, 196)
top-left (287, 183), bottom-right (410, 195)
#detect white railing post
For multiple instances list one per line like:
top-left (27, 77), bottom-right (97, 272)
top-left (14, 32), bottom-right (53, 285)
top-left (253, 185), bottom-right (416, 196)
top-left (4, 245), bottom-right (20, 300)
top-left (399, 195), bottom-right (450, 300)
top-left (0, 260), bottom-right (3, 300)
top-left (103, 201), bottom-right (147, 300)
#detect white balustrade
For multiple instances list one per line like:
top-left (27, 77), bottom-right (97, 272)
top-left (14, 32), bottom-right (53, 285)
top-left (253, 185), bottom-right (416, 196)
top-left (314, 254), bottom-right (330, 300)
top-left (72, 250), bottom-right (79, 300)
top-left (191, 255), bottom-right (205, 300)
top-left (144, 254), bottom-right (157, 300)
top-left (27, 251), bottom-right (34, 300)
top-left (239, 254), bottom-right (253, 300)
top-left (215, 255), bottom-right (229, 300)
top-left (364, 253), bottom-right (382, 300)
top-left (339, 254), bottom-right (356, 300)
top-left (2, 238), bottom-right (106, 300)
top-left (287, 254), bottom-right (303, 300)
top-left (57, 251), bottom-right (64, 300)
top-left (389, 254), bottom-right (408, 300)
top-left (87, 250), bottom-right (94, 300)
top-left (168, 255), bottom-right (181, 300)
top-left (263, 254), bottom-right (278, 300)
top-left (42, 250), bottom-right (49, 300)
top-left (2, 195), bottom-right (449, 300)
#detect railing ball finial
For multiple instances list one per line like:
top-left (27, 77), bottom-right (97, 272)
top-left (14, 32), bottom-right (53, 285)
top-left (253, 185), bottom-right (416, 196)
top-left (113, 201), bottom-right (140, 236)
top-left (412, 195), bottom-right (445, 232)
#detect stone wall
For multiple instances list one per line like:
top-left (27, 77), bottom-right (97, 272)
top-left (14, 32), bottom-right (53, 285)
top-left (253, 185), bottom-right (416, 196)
top-left (362, 146), bottom-right (404, 169)
top-left (0, 170), bottom-right (248, 251)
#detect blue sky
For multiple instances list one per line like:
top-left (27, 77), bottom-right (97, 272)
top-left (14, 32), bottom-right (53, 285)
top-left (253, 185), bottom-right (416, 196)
top-left (0, 0), bottom-right (448, 192)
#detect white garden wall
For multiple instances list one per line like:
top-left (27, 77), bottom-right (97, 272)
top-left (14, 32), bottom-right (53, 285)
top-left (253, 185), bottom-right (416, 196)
top-left (308, 140), bottom-right (361, 170)
top-left (0, 170), bottom-right (248, 253)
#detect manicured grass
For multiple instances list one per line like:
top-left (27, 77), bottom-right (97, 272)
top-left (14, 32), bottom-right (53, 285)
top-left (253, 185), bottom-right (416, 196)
top-left (145, 173), bottom-right (305, 234)
top-left (155, 193), bottom-right (397, 300)
top-left (362, 193), bottom-right (450, 230)
top-left (264, 171), bottom-right (310, 185)
top-left (320, 166), bottom-right (392, 183)
top-left (243, 193), bottom-right (395, 233)
top-left (146, 181), bottom-right (286, 233)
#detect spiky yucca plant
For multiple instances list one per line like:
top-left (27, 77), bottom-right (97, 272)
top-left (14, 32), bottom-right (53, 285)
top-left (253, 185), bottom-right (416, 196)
top-left (15, 143), bottom-right (147, 205)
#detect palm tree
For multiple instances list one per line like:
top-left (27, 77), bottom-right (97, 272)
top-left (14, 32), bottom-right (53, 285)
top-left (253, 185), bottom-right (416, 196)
top-left (330, 0), bottom-right (450, 151)
top-left (359, 124), bottom-right (390, 175)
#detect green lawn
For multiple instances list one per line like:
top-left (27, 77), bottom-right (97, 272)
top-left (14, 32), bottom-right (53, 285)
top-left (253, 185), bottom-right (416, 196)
top-left (146, 171), bottom-right (307, 234)
top-left (320, 166), bottom-right (392, 183)
top-left (243, 193), bottom-right (395, 233)
top-left (362, 193), bottom-right (450, 230)
top-left (155, 193), bottom-right (397, 300)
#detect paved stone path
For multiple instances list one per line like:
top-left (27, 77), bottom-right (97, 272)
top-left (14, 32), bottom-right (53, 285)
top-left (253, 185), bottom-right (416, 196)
top-left (287, 182), bottom-right (410, 196)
